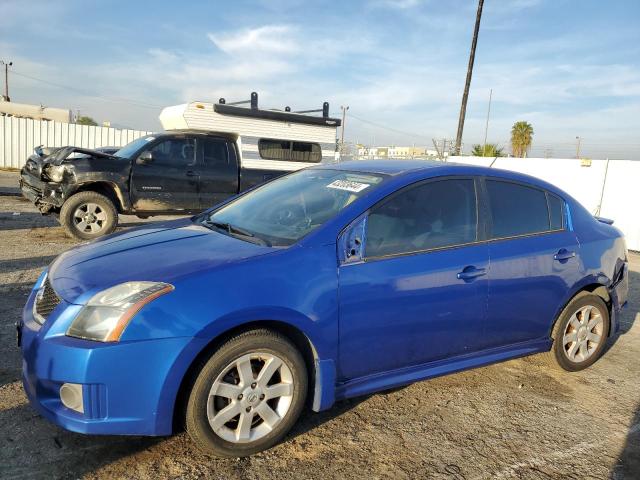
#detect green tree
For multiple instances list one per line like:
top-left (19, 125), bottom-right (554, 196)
top-left (510, 121), bottom-right (534, 158)
top-left (76, 115), bottom-right (98, 126)
top-left (471, 143), bottom-right (504, 157)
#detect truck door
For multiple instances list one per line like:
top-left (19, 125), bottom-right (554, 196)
top-left (130, 136), bottom-right (200, 211)
top-left (197, 137), bottom-right (240, 209)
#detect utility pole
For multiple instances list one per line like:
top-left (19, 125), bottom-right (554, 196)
top-left (575, 136), bottom-right (581, 159)
top-left (454, 0), bottom-right (484, 155)
top-left (1, 60), bottom-right (13, 101)
top-left (483, 88), bottom-right (492, 147)
top-left (340, 105), bottom-right (349, 152)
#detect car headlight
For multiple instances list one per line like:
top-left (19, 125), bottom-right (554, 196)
top-left (44, 164), bottom-right (67, 182)
top-left (66, 282), bottom-right (174, 342)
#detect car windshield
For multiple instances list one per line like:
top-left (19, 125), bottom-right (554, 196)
top-left (204, 169), bottom-right (385, 247)
top-left (114, 135), bottom-right (156, 158)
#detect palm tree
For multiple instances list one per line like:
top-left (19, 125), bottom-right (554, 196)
top-left (471, 143), bottom-right (504, 157)
top-left (511, 121), bottom-right (534, 157)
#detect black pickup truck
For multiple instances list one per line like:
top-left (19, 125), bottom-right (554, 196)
top-left (19, 131), bottom-right (285, 239)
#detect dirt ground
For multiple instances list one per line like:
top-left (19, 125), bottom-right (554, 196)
top-left (0, 171), bottom-right (638, 479)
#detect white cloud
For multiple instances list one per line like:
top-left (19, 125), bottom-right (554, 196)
top-left (208, 25), bottom-right (299, 55)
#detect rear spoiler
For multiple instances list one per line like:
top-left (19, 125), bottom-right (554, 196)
top-left (595, 216), bottom-right (614, 225)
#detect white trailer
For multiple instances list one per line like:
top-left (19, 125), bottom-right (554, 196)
top-left (159, 92), bottom-right (340, 173)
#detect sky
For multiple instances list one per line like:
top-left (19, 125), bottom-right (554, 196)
top-left (1, 0), bottom-right (639, 159)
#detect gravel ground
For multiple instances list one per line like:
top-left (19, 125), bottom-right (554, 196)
top-left (0, 171), bottom-right (638, 479)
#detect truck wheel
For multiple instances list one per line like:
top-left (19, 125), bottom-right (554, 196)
top-left (60, 191), bottom-right (118, 240)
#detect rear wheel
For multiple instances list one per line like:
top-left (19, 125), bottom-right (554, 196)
top-left (186, 329), bottom-right (308, 457)
top-left (60, 191), bottom-right (118, 240)
top-left (544, 292), bottom-right (610, 371)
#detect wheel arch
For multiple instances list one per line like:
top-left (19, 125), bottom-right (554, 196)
top-left (169, 319), bottom-right (333, 434)
top-left (549, 279), bottom-right (614, 339)
top-left (72, 181), bottom-right (128, 213)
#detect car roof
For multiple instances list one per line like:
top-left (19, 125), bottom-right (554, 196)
top-left (315, 159), bottom-right (570, 197)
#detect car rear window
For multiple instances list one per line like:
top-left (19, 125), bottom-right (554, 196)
top-left (486, 180), bottom-right (549, 238)
top-left (547, 192), bottom-right (564, 230)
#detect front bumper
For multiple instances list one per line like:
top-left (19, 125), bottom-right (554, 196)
top-left (19, 170), bottom-right (66, 210)
top-left (19, 283), bottom-right (200, 436)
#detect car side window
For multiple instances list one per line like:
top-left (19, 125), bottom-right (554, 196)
top-left (149, 138), bottom-right (196, 167)
top-left (202, 138), bottom-right (229, 166)
top-left (486, 180), bottom-right (549, 238)
top-left (365, 179), bottom-right (477, 258)
top-left (547, 192), bottom-right (564, 230)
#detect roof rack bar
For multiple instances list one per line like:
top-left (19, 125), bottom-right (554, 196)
top-left (218, 92), bottom-right (259, 109)
top-left (293, 108), bottom-right (323, 114)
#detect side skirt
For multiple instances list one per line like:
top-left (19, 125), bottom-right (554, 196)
top-left (335, 338), bottom-right (551, 401)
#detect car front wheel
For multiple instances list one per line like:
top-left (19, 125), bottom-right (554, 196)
top-left (545, 292), bottom-right (610, 371)
top-left (186, 329), bottom-right (308, 457)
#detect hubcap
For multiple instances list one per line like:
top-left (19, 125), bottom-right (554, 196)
top-left (562, 304), bottom-right (604, 363)
top-left (207, 352), bottom-right (294, 444)
top-left (73, 202), bottom-right (107, 234)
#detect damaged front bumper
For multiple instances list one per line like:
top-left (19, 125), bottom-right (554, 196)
top-left (19, 170), bottom-right (67, 213)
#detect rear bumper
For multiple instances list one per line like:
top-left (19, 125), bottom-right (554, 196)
top-left (20, 283), bottom-right (201, 436)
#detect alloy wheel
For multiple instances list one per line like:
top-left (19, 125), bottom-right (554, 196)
top-left (206, 352), bottom-right (294, 443)
top-left (562, 304), bottom-right (604, 363)
top-left (73, 202), bottom-right (107, 234)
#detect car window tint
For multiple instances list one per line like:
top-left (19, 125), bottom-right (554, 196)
top-left (486, 180), bottom-right (549, 238)
top-left (547, 193), bottom-right (564, 230)
top-left (366, 179), bottom-right (477, 258)
top-left (202, 138), bottom-right (229, 166)
top-left (150, 138), bottom-right (196, 166)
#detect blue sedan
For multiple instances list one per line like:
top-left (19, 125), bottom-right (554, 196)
top-left (19, 160), bottom-right (629, 457)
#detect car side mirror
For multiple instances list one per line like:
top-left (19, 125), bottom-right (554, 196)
top-left (136, 151), bottom-right (153, 165)
top-left (339, 215), bottom-right (367, 265)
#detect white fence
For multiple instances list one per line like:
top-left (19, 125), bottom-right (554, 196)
top-left (450, 156), bottom-right (640, 252)
top-left (0, 116), bottom-right (152, 169)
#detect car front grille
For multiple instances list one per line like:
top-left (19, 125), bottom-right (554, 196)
top-left (35, 277), bottom-right (61, 321)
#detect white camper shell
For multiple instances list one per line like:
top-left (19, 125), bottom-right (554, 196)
top-left (159, 92), bottom-right (340, 173)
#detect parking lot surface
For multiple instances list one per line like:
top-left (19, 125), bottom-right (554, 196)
top-left (0, 171), bottom-right (638, 479)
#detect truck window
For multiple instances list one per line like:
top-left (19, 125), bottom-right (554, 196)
top-left (258, 139), bottom-right (322, 163)
top-left (202, 138), bottom-right (230, 166)
top-left (150, 138), bottom-right (196, 166)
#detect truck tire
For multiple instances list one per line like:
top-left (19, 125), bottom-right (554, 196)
top-left (60, 191), bottom-right (118, 240)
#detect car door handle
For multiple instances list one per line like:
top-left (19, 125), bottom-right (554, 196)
top-left (186, 170), bottom-right (198, 177)
top-left (554, 249), bottom-right (576, 261)
top-left (457, 266), bottom-right (487, 280)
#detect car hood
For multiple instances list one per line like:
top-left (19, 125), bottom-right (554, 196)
top-left (48, 219), bottom-right (275, 304)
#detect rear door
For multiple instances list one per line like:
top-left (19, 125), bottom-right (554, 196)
top-left (130, 135), bottom-right (200, 211)
top-left (482, 178), bottom-right (581, 348)
top-left (197, 137), bottom-right (240, 209)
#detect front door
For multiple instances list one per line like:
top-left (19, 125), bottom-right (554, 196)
top-left (197, 137), bottom-right (240, 209)
top-left (131, 136), bottom-right (200, 211)
top-left (338, 178), bottom-right (489, 381)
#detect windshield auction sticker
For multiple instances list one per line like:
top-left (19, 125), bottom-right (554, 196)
top-left (327, 180), bottom-right (370, 193)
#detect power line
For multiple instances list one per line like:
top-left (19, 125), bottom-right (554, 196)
top-left (346, 112), bottom-right (433, 143)
top-left (11, 71), bottom-right (163, 109)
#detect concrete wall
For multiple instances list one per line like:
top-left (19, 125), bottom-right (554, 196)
top-left (449, 156), bottom-right (640, 251)
top-left (0, 116), bottom-right (152, 169)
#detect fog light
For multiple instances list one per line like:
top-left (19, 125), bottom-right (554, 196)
top-left (59, 383), bottom-right (84, 413)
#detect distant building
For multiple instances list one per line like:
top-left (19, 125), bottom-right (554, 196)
top-left (357, 145), bottom-right (446, 160)
top-left (0, 99), bottom-right (71, 123)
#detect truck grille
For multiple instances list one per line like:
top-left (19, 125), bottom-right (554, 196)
top-left (35, 277), bottom-right (61, 321)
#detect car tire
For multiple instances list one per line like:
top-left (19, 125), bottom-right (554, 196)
top-left (543, 292), bottom-right (610, 372)
top-left (186, 329), bottom-right (308, 457)
top-left (60, 191), bottom-right (118, 240)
